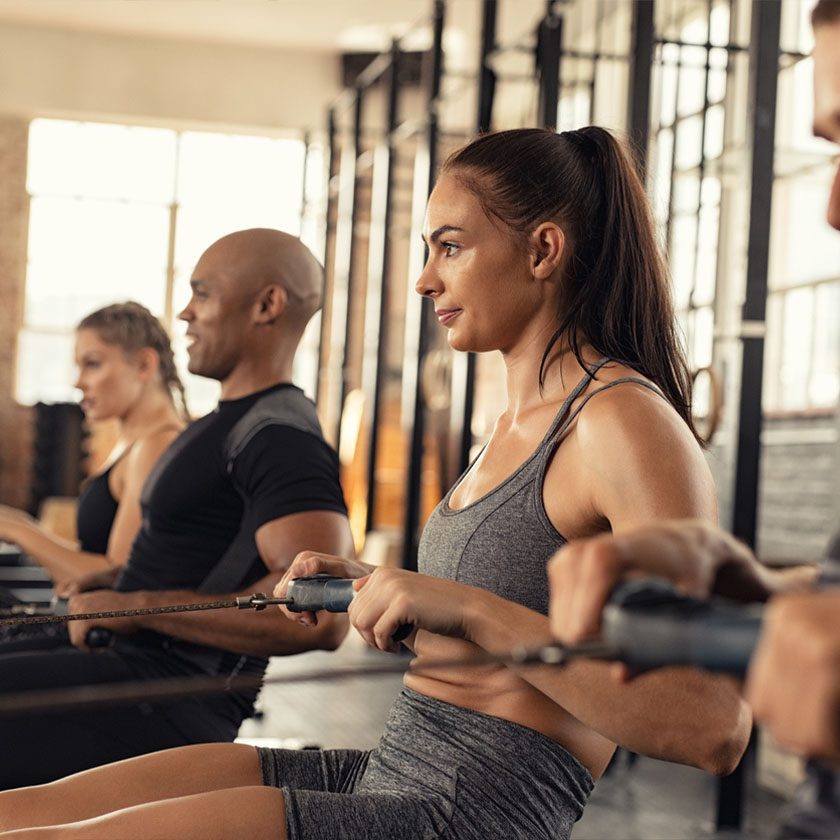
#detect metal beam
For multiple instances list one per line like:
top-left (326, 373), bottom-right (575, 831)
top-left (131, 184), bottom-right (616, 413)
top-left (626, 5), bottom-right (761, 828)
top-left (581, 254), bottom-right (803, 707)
top-left (626, 0), bottom-right (655, 176)
top-left (536, 2), bottom-right (562, 128)
top-left (333, 88), bottom-right (365, 449)
top-left (402, 0), bottom-right (445, 570)
top-left (364, 41), bottom-right (402, 533)
top-left (721, 0), bottom-right (782, 830)
top-left (315, 113), bottom-right (337, 408)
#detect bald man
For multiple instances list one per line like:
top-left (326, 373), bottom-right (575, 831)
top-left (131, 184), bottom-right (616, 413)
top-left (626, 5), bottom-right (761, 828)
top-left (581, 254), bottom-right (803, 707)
top-left (0, 230), bottom-right (354, 788)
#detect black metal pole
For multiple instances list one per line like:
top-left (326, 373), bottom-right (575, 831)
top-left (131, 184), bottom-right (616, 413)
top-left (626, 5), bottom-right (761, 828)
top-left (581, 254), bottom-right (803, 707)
top-left (334, 88), bottom-right (365, 448)
top-left (536, 1), bottom-right (562, 128)
top-left (364, 42), bottom-right (401, 533)
top-left (626, 0), bottom-right (654, 177)
top-left (719, 0), bottom-right (781, 830)
top-left (477, 0), bottom-right (497, 133)
top-left (315, 112), bottom-right (337, 407)
top-left (403, 0), bottom-right (445, 570)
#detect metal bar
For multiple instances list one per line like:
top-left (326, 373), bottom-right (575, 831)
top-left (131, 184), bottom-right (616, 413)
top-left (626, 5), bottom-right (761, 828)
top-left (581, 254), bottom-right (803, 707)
top-left (402, 0), bottom-right (446, 571)
top-left (316, 110), bottom-right (338, 408)
top-left (722, 0), bottom-right (782, 831)
top-left (536, 1), bottom-right (562, 128)
top-left (334, 89), bottom-right (365, 448)
top-left (477, 0), bottom-right (498, 132)
top-left (626, 0), bottom-right (655, 176)
top-left (364, 41), bottom-right (402, 533)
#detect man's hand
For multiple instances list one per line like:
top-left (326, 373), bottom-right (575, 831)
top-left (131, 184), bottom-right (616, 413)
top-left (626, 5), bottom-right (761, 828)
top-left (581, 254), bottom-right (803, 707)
top-left (549, 521), bottom-right (765, 644)
top-left (66, 590), bottom-right (142, 650)
top-left (745, 592), bottom-right (840, 761)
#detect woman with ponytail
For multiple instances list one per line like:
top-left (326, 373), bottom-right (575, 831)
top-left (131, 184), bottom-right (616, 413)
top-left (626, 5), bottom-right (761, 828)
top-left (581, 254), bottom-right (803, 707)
top-left (0, 131), bottom-right (748, 839)
top-left (0, 302), bottom-right (186, 591)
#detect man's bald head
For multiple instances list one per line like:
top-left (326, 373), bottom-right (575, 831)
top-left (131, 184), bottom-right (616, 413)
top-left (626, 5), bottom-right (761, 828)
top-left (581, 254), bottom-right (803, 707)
top-left (197, 228), bottom-right (323, 325)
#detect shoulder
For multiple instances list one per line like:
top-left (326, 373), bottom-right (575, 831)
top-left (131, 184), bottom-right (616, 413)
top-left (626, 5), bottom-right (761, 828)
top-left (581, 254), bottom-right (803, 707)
top-left (573, 363), bottom-right (694, 452)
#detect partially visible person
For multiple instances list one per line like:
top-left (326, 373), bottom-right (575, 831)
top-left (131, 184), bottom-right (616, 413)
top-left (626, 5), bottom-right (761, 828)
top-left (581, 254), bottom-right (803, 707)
top-left (0, 302), bottom-right (186, 592)
top-left (550, 6), bottom-right (840, 834)
top-left (0, 229), bottom-right (353, 790)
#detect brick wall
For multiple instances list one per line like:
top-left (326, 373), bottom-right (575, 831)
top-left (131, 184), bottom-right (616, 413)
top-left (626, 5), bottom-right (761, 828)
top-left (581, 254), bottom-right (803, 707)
top-left (757, 415), bottom-right (840, 562)
top-left (0, 117), bottom-right (32, 510)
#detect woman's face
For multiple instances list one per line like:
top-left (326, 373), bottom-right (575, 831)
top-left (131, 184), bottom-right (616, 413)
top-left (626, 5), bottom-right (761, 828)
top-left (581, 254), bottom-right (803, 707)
top-left (73, 329), bottom-right (145, 422)
top-left (416, 171), bottom-right (545, 354)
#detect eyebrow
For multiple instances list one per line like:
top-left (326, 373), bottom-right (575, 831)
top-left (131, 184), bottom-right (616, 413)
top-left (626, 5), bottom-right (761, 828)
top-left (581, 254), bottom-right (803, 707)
top-left (421, 224), bottom-right (464, 245)
top-left (189, 278), bottom-right (208, 290)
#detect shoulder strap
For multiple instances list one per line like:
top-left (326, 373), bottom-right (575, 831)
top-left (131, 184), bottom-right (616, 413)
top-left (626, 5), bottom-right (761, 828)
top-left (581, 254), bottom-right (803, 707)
top-left (224, 387), bottom-right (323, 475)
top-left (551, 377), bottom-right (665, 443)
top-left (541, 356), bottom-right (612, 443)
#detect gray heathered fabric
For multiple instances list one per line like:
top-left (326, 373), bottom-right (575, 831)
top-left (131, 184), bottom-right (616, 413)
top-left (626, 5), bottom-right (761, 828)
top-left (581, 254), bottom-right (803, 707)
top-left (259, 688), bottom-right (594, 839)
top-left (418, 359), bottom-right (664, 615)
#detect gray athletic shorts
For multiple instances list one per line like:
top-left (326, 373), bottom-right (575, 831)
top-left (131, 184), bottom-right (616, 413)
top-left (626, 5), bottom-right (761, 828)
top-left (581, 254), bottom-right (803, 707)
top-left (257, 688), bottom-right (593, 839)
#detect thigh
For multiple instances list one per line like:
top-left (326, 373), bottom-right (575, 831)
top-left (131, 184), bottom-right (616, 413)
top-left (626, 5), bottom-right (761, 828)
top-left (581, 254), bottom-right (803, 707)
top-left (0, 743), bottom-right (263, 833)
top-left (0, 647), bottom-right (230, 788)
top-left (283, 789), bottom-right (445, 840)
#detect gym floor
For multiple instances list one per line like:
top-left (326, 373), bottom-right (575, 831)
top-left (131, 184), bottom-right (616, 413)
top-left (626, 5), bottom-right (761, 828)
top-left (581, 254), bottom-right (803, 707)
top-left (238, 638), bottom-right (784, 840)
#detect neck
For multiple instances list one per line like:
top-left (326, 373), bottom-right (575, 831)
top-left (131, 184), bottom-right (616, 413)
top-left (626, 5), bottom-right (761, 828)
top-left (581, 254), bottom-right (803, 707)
top-left (219, 354), bottom-right (295, 400)
top-left (119, 386), bottom-right (183, 442)
top-left (500, 327), bottom-right (595, 419)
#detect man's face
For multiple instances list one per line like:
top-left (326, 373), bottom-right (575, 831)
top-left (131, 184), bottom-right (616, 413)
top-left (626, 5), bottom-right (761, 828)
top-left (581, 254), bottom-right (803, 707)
top-left (813, 21), bottom-right (840, 231)
top-left (177, 244), bottom-right (255, 382)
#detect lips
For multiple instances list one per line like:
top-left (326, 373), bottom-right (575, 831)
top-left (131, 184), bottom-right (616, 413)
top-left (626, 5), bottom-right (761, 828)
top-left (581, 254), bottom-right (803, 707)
top-left (436, 308), bottom-right (461, 326)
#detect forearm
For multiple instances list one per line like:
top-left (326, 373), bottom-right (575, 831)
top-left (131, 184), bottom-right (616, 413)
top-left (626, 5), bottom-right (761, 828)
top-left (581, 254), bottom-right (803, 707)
top-left (465, 589), bottom-right (750, 774)
top-left (131, 587), bottom-right (348, 657)
top-left (6, 521), bottom-right (112, 583)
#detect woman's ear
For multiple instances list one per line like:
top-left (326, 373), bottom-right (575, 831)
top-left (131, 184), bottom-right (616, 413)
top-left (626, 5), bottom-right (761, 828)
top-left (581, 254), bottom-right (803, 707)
top-left (135, 347), bottom-right (160, 382)
top-left (254, 284), bottom-right (289, 324)
top-left (530, 222), bottom-right (565, 280)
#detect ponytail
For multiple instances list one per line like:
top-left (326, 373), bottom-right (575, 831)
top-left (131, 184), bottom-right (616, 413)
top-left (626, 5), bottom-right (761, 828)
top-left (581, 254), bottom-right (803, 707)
top-left (442, 127), bottom-right (698, 442)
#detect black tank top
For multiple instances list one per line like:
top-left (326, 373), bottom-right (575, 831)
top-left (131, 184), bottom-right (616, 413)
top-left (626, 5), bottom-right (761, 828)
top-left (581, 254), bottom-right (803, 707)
top-left (76, 453), bottom-right (127, 554)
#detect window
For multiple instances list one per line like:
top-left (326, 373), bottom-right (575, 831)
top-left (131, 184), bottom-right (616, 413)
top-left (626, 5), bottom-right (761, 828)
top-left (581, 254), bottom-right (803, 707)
top-left (764, 1), bottom-right (840, 411)
top-left (19, 118), bottom-right (323, 415)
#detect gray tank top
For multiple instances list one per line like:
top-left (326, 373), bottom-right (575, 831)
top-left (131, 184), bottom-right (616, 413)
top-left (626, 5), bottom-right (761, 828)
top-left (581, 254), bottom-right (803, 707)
top-left (417, 358), bottom-right (665, 615)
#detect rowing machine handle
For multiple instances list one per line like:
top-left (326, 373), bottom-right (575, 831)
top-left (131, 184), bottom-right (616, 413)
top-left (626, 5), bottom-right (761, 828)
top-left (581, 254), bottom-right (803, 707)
top-left (286, 575), bottom-right (412, 643)
top-left (602, 579), bottom-right (763, 676)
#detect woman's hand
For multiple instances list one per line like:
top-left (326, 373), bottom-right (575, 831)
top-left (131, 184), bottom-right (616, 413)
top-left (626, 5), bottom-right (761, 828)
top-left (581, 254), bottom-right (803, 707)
top-left (0, 505), bottom-right (36, 542)
top-left (349, 568), bottom-right (474, 654)
top-left (273, 551), bottom-right (374, 627)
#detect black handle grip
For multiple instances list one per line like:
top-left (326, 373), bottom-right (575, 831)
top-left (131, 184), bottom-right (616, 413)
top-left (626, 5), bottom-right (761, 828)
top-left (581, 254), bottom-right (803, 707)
top-left (286, 575), bottom-right (413, 643)
top-left (85, 627), bottom-right (114, 649)
top-left (602, 579), bottom-right (763, 676)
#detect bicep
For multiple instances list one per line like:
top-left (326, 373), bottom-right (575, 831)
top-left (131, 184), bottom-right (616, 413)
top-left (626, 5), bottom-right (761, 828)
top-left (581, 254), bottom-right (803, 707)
top-left (255, 511), bottom-right (355, 574)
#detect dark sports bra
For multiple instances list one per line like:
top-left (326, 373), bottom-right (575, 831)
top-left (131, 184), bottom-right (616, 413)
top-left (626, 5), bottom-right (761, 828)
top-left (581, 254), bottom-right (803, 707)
top-left (75, 449), bottom-right (130, 554)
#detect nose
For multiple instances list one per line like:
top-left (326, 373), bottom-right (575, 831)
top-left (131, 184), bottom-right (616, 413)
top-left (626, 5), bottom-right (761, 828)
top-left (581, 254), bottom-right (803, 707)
top-left (177, 300), bottom-right (193, 322)
top-left (415, 259), bottom-right (443, 299)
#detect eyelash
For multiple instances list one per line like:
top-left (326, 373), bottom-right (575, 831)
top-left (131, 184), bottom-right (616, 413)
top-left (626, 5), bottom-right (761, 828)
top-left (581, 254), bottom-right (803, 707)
top-left (441, 242), bottom-right (459, 257)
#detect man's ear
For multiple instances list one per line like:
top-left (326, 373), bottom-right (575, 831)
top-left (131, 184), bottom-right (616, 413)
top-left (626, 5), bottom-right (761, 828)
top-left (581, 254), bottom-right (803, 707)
top-left (254, 285), bottom-right (288, 324)
top-left (529, 222), bottom-right (565, 280)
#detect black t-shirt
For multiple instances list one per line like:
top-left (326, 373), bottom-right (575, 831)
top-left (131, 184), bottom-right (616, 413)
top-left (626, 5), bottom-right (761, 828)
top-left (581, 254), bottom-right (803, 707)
top-left (116, 383), bottom-right (346, 594)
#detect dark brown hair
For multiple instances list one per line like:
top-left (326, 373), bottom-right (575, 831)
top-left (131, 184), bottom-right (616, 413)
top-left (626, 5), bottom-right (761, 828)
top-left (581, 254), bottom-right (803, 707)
top-left (812, 0), bottom-right (840, 27)
top-left (442, 126), bottom-right (699, 441)
top-left (78, 302), bottom-right (190, 421)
